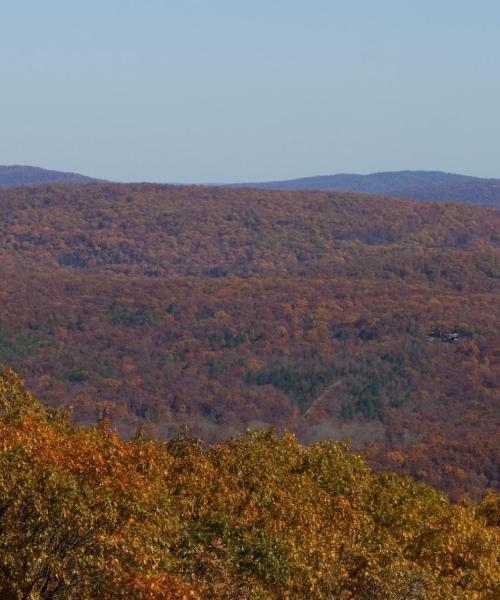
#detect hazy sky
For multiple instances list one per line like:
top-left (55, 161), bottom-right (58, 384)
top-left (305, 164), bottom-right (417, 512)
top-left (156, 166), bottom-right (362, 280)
top-left (2, 1), bottom-right (500, 182)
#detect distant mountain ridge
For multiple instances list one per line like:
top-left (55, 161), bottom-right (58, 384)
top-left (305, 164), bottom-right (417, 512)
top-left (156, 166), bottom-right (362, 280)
top-left (0, 165), bottom-right (101, 187)
top-left (229, 170), bottom-right (500, 208)
top-left (4, 166), bottom-right (500, 208)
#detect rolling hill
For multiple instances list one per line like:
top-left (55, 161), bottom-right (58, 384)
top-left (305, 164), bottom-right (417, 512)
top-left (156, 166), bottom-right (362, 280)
top-left (0, 165), bottom-right (101, 187)
top-left (229, 170), bottom-right (500, 208)
top-left (0, 182), bottom-right (498, 500)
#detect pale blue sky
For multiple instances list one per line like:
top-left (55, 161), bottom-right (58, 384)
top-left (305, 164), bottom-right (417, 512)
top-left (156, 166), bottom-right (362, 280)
top-left (1, 1), bottom-right (499, 182)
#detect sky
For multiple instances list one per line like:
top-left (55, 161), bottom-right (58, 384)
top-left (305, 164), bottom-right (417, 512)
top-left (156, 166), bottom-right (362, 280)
top-left (1, 1), bottom-right (500, 183)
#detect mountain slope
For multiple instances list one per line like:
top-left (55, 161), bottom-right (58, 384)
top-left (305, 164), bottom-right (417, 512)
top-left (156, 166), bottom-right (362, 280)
top-left (229, 170), bottom-right (500, 208)
top-left (0, 165), bottom-right (101, 187)
top-left (0, 183), bottom-right (498, 499)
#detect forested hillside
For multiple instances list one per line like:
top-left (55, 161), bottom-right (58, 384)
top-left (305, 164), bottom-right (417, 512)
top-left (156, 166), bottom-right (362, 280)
top-left (230, 170), bottom-right (500, 208)
top-left (0, 183), bottom-right (498, 500)
top-left (1, 370), bottom-right (499, 599)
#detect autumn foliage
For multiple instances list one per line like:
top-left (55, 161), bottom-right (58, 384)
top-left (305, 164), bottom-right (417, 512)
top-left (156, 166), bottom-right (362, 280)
top-left (0, 370), bottom-right (498, 599)
top-left (0, 183), bottom-right (498, 501)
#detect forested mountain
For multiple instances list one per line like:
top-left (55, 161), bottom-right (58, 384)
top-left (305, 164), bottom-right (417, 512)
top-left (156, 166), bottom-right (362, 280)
top-left (0, 183), bottom-right (499, 500)
top-left (229, 170), bottom-right (500, 208)
top-left (1, 370), bottom-right (499, 599)
top-left (0, 165), bottom-right (100, 187)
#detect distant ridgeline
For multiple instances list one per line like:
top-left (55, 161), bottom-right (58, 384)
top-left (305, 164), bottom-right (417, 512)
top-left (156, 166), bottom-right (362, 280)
top-left (0, 369), bottom-right (499, 599)
top-left (0, 165), bottom-right (101, 187)
top-left (228, 170), bottom-right (500, 208)
top-left (0, 182), bottom-right (498, 501)
top-left (3, 165), bottom-right (500, 208)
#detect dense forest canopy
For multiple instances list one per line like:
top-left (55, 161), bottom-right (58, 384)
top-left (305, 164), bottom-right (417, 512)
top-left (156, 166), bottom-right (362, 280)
top-left (0, 183), bottom-right (498, 500)
top-left (0, 369), bottom-right (499, 599)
